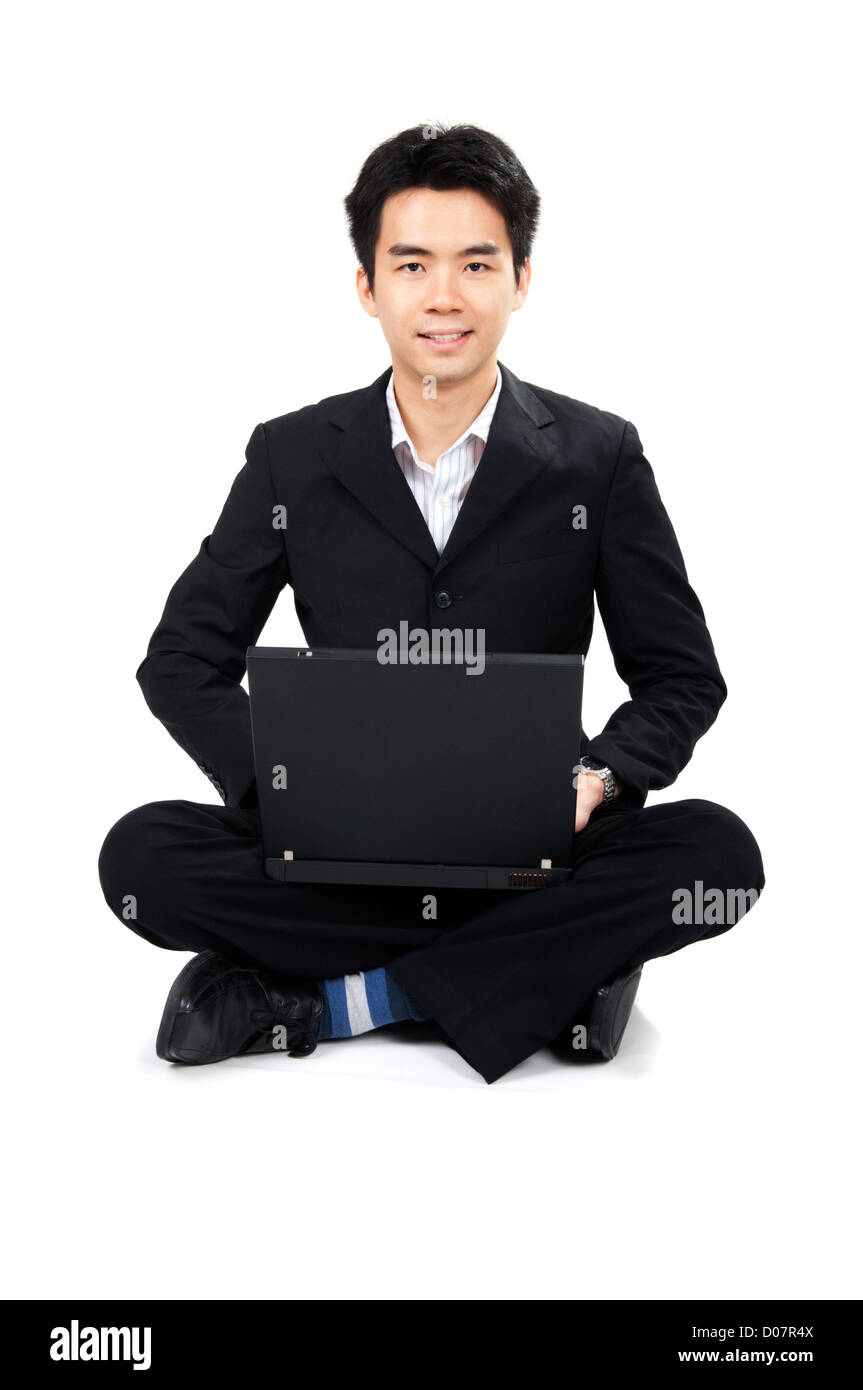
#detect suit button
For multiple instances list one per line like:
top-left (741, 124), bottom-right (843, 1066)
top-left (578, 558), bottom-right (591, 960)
top-left (434, 590), bottom-right (453, 609)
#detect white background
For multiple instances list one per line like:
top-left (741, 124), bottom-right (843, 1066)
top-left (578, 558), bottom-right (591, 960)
top-left (2, 0), bottom-right (860, 1301)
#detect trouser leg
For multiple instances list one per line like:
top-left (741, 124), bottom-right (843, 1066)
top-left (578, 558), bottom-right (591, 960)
top-left (97, 799), bottom-right (479, 976)
top-left (387, 798), bottom-right (766, 1083)
top-left (97, 796), bottom-right (765, 1085)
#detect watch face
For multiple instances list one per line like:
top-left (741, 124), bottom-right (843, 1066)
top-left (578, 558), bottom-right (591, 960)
top-left (580, 756), bottom-right (605, 772)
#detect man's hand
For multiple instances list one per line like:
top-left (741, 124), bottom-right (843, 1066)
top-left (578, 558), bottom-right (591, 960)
top-left (574, 769), bottom-right (622, 833)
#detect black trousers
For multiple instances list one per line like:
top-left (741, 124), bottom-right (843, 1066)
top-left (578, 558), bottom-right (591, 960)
top-left (97, 796), bottom-right (765, 1084)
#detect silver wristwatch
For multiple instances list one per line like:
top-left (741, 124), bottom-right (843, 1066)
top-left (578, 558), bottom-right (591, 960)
top-left (576, 755), bottom-right (616, 804)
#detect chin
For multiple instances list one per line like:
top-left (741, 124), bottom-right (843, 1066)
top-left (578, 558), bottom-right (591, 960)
top-left (412, 345), bottom-right (479, 372)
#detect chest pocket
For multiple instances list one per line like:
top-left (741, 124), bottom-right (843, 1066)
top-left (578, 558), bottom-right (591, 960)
top-left (497, 527), bottom-right (584, 564)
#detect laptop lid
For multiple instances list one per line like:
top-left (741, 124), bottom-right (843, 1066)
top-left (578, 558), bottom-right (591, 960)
top-left (246, 647), bottom-right (584, 869)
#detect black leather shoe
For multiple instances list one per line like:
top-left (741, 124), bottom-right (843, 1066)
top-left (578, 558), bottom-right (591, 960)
top-left (156, 950), bottom-right (323, 1065)
top-left (550, 962), bottom-right (644, 1062)
top-left (585, 963), bottom-right (643, 1059)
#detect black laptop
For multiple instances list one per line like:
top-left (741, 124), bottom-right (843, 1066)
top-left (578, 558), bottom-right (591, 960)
top-left (246, 647), bottom-right (584, 890)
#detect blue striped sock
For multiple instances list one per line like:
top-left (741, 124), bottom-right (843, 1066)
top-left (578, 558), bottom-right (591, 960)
top-left (317, 967), bottom-right (429, 1040)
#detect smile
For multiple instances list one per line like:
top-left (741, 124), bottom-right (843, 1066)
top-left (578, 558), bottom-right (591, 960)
top-left (418, 331), bottom-right (473, 348)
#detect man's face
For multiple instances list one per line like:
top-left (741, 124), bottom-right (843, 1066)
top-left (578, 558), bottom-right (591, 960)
top-left (357, 186), bottom-right (529, 385)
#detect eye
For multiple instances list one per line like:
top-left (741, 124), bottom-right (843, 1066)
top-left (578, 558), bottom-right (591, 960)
top-left (398, 261), bottom-right (490, 273)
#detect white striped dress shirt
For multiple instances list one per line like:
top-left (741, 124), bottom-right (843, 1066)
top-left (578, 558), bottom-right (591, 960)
top-left (386, 364), bottom-right (503, 553)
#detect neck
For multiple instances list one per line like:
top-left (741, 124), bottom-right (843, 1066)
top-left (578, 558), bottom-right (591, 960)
top-left (390, 359), bottom-right (498, 465)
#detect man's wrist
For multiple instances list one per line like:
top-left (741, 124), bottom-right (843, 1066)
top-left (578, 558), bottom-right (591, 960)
top-left (577, 755), bottom-right (616, 804)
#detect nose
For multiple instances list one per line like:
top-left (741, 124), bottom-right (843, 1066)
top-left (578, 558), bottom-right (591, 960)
top-left (422, 267), bottom-right (465, 314)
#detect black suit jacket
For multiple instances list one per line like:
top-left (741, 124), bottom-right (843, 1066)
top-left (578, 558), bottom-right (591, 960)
top-left (136, 360), bottom-right (726, 812)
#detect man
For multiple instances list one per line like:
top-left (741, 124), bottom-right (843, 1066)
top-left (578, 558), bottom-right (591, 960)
top-left (98, 122), bottom-right (765, 1085)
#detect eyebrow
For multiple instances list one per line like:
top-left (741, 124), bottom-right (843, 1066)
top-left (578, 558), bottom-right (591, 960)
top-left (386, 241), bottom-right (503, 258)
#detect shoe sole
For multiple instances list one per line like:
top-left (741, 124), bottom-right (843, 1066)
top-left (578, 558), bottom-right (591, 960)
top-left (586, 963), bottom-right (643, 1060)
top-left (155, 951), bottom-right (221, 1063)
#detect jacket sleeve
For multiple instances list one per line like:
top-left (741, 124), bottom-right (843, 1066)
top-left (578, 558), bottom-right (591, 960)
top-left (580, 420), bottom-right (727, 806)
top-left (135, 422), bottom-right (289, 809)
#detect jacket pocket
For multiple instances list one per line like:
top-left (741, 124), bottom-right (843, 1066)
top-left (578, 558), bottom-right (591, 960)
top-left (497, 527), bottom-right (584, 564)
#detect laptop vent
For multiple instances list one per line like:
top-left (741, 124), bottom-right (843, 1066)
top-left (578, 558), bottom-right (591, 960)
top-left (508, 871), bottom-right (550, 888)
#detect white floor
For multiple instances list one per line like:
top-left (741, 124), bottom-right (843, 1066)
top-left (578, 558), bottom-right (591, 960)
top-left (5, 830), bottom-right (857, 1301)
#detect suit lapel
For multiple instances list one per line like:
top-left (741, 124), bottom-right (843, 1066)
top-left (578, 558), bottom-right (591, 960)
top-left (320, 359), bottom-right (557, 573)
top-left (320, 366), bottom-right (440, 570)
top-left (433, 361), bottom-right (556, 574)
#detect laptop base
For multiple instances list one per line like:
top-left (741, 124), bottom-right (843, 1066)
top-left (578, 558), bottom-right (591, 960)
top-left (264, 857), bottom-right (570, 891)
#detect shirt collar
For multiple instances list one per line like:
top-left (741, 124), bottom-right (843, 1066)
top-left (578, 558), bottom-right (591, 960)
top-left (386, 363), bottom-right (503, 461)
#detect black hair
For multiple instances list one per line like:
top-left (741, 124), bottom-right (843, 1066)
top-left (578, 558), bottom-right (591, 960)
top-left (344, 122), bottom-right (541, 295)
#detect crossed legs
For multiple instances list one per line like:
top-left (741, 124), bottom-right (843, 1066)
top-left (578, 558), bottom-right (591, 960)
top-left (97, 796), bottom-right (765, 1082)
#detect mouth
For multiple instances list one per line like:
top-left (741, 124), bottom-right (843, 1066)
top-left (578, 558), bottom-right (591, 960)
top-left (417, 330), bottom-right (473, 349)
